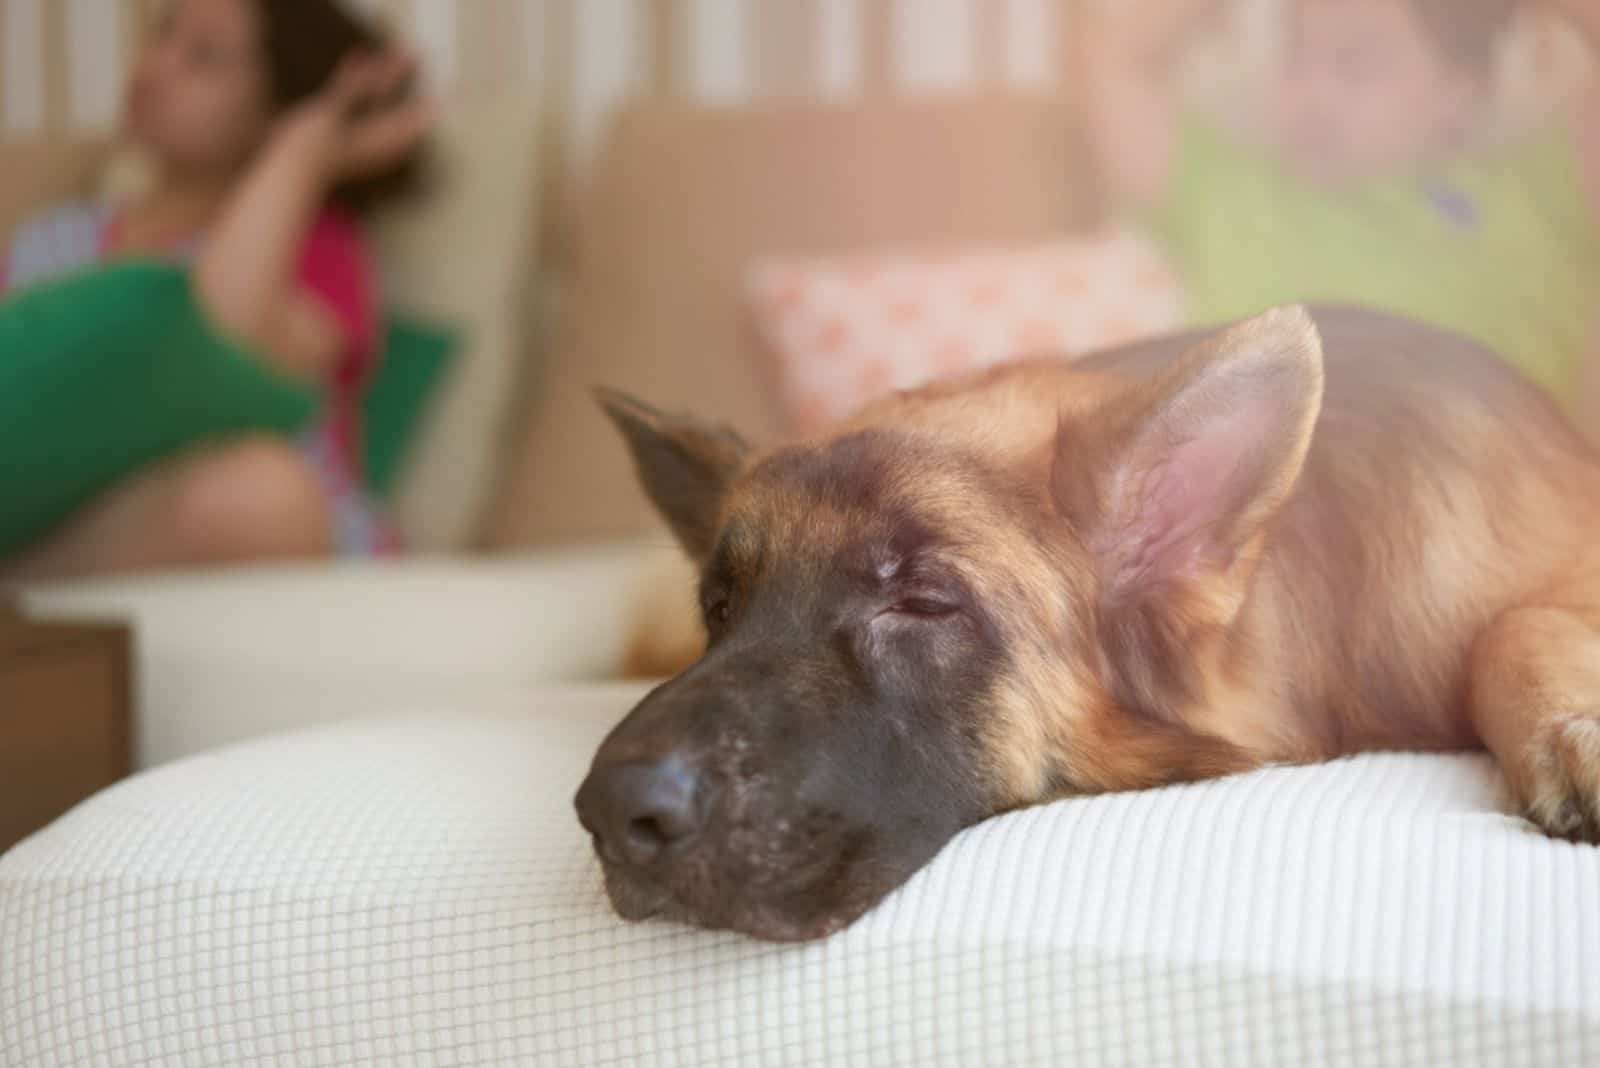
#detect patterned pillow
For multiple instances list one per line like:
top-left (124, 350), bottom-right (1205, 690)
top-left (745, 230), bottom-right (1185, 433)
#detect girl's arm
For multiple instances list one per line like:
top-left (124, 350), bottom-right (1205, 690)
top-left (195, 117), bottom-right (346, 380)
top-left (193, 54), bottom-right (431, 381)
top-left (1073, 0), bottom-right (1229, 212)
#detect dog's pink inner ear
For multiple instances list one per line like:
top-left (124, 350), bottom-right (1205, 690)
top-left (1114, 387), bottom-right (1294, 591)
top-left (1078, 306), bottom-right (1325, 601)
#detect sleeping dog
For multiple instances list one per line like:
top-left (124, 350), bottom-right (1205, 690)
top-left (575, 305), bottom-right (1600, 943)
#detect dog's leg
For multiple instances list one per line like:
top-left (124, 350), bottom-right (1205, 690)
top-left (1470, 574), bottom-right (1600, 841)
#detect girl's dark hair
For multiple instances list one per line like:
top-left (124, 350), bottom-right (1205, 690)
top-left (252, 0), bottom-right (430, 213)
top-left (1406, 0), bottom-right (1517, 78)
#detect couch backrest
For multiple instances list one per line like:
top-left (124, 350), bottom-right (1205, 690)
top-left (369, 102), bottom-right (545, 550)
top-left (490, 93), bottom-right (1101, 547)
top-left (0, 140), bottom-right (110, 249)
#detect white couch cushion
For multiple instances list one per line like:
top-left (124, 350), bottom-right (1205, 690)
top-left (19, 544), bottom-right (673, 769)
top-left (2, 686), bottom-right (1597, 1066)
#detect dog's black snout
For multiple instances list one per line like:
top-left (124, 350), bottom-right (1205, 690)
top-left (575, 757), bottom-right (705, 867)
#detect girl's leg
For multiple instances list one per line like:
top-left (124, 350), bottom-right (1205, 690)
top-left (1, 437), bottom-right (332, 584)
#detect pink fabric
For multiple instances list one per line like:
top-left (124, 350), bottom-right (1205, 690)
top-left (745, 231), bottom-right (1187, 434)
top-left (294, 208), bottom-right (381, 471)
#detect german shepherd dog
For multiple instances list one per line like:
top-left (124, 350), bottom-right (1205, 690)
top-left (575, 305), bottom-right (1600, 943)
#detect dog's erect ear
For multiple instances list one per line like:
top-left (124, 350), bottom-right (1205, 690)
top-left (598, 389), bottom-right (750, 563)
top-left (1054, 305), bottom-right (1325, 606)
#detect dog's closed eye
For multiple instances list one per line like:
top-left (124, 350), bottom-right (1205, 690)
top-left (880, 597), bottom-right (963, 620)
top-left (869, 537), bottom-right (968, 624)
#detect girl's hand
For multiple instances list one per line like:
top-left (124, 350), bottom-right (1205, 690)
top-left (277, 51), bottom-right (434, 184)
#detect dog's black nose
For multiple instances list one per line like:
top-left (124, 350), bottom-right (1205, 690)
top-left (575, 757), bottom-right (705, 867)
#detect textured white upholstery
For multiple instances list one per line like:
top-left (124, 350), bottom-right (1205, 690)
top-left (3, 685), bottom-right (1597, 1067)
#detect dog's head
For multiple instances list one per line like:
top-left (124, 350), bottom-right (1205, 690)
top-left (576, 307), bottom-right (1324, 941)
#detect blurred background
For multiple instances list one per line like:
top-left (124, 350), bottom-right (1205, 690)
top-left (7, 2), bottom-right (1589, 147)
top-left (1, 0), bottom-right (1596, 580)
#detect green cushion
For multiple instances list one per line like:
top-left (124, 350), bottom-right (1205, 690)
top-left (0, 261), bottom-right (319, 557)
top-left (361, 316), bottom-right (457, 499)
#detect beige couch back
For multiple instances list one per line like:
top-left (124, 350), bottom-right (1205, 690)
top-left (0, 141), bottom-right (110, 246)
top-left (491, 93), bottom-right (1099, 547)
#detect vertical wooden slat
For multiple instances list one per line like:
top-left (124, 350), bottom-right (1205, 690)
top-left (541, 0), bottom-right (577, 112)
top-left (511, 0), bottom-right (544, 97)
top-left (683, 0), bottom-right (748, 101)
top-left (997, 0), bottom-right (1062, 89)
top-left (455, 0), bottom-right (525, 97)
top-left (1061, 0), bottom-right (1082, 89)
top-left (817, 0), bottom-right (864, 98)
top-left (0, 1), bottom-right (8, 135)
top-left (645, 0), bottom-right (681, 97)
top-left (861, 0), bottom-right (893, 95)
top-left (749, 0), bottom-right (821, 100)
top-left (540, 0), bottom-right (576, 199)
top-left (888, 0), bottom-right (978, 94)
top-left (569, 0), bottom-right (643, 158)
top-left (410, 0), bottom-right (458, 90)
top-left (1058, 0), bottom-right (1077, 88)
top-left (517, 0), bottom-right (549, 98)
top-left (1061, 0), bottom-right (1105, 215)
top-left (452, 0), bottom-right (490, 95)
top-left (66, 0), bottom-right (125, 130)
top-left (1, 0), bottom-right (45, 137)
top-left (122, 0), bottom-right (150, 69)
top-left (536, 0), bottom-right (580, 272)
top-left (975, 0), bottom-right (1008, 87)
top-left (42, 0), bottom-right (67, 134)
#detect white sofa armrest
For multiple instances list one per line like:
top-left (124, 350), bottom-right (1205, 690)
top-left (19, 541), bottom-right (683, 769)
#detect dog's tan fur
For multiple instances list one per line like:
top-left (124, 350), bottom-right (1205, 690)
top-left (624, 305), bottom-right (1600, 838)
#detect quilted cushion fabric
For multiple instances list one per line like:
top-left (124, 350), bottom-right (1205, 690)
top-left (745, 231), bottom-right (1185, 433)
top-left (2, 684), bottom-right (1598, 1067)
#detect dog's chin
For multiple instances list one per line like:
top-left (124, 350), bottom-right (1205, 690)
top-left (599, 866), bottom-right (672, 922)
top-left (596, 860), bottom-right (876, 943)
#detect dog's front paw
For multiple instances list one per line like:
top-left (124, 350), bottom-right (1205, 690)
top-left (1520, 716), bottom-right (1600, 843)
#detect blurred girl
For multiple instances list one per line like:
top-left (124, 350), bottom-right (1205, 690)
top-left (0, 0), bottom-right (432, 580)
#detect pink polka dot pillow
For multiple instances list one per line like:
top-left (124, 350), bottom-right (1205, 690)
top-left (745, 229), bottom-right (1185, 433)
